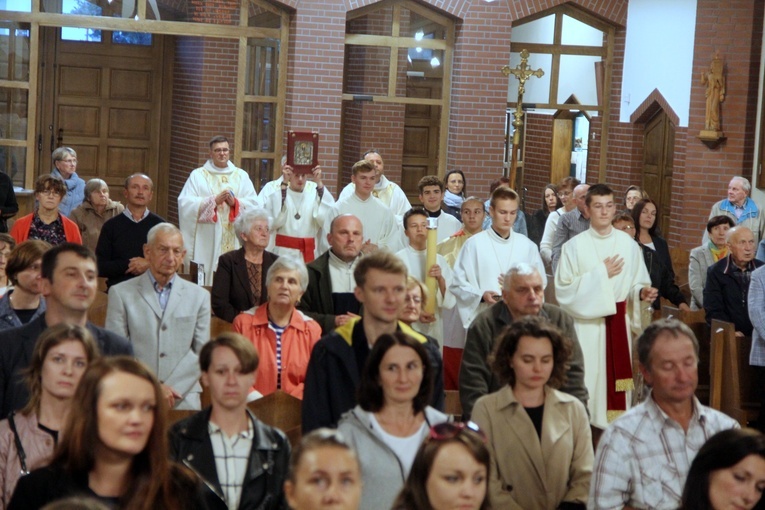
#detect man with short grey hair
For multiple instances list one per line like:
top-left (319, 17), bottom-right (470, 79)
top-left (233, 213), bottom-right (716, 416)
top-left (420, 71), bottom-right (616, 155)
top-left (459, 262), bottom-right (587, 418)
top-left (706, 176), bottom-right (765, 246)
top-left (589, 318), bottom-right (738, 510)
top-left (106, 222), bottom-right (211, 410)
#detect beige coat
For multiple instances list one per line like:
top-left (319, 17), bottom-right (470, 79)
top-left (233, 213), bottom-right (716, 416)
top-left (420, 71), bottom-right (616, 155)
top-left (69, 199), bottom-right (124, 252)
top-left (472, 385), bottom-right (593, 510)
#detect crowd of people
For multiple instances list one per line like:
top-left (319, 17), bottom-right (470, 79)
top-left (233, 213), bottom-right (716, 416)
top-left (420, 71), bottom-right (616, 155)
top-left (0, 137), bottom-right (763, 509)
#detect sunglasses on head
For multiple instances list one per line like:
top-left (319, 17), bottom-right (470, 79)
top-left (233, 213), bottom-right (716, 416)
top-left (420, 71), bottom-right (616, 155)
top-left (429, 421), bottom-right (486, 443)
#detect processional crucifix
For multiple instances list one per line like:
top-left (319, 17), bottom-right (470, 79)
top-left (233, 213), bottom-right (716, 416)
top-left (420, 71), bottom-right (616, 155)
top-left (501, 49), bottom-right (544, 188)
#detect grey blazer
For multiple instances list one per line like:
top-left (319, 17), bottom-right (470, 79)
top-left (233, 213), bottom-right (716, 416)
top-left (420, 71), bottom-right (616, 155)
top-left (105, 271), bottom-right (211, 409)
top-left (689, 245), bottom-right (715, 310)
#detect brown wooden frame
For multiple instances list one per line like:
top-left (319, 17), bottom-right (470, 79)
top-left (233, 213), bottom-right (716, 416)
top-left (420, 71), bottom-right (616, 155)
top-left (509, 3), bottom-right (616, 182)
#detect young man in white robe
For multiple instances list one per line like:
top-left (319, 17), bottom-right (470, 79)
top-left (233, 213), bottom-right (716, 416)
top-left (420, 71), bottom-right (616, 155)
top-left (178, 135), bottom-right (260, 285)
top-left (451, 187), bottom-right (545, 329)
top-left (437, 196), bottom-right (485, 389)
top-left (324, 159), bottom-right (404, 254)
top-left (555, 183), bottom-right (657, 428)
top-left (395, 208), bottom-right (455, 345)
top-left (338, 150), bottom-right (411, 223)
top-left (417, 175), bottom-right (462, 242)
top-left (264, 164), bottom-right (334, 262)
top-left (260, 156), bottom-right (317, 201)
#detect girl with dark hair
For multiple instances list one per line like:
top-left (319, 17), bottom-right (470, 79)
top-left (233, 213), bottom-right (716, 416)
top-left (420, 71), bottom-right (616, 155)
top-left (0, 324), bottom-right (99, 509)
top-left (8, 357), bottom-right (204, 510)
top-left (338, 332), bottom-right (449, 510)
top-left (472, 315), bottom-right (592, 510)
top-left (681, 428), bottom-right (765, 510)
top-left (529, 184), bottom-right (563, 247)
top-left (631, 198), bottom-right (689, 311)
top-left (392, 421), bottom-right (491, 510)
top-left (442, 170), bottom-right (466, 221)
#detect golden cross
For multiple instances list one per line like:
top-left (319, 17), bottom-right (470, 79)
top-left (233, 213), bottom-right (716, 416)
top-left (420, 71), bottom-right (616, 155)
top-left (501, 49), bottom-right (544, 188)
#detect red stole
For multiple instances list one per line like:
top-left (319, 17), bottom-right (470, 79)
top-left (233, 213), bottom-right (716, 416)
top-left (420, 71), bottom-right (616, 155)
top-left (605, 300), bottom-right (634, 421)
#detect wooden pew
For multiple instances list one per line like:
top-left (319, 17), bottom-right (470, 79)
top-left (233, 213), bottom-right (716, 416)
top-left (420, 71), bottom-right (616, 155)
top-left (167, 390), bottom-right (302, 448)
top-left (661, 305), bottom-right (710, 405)
top-left (444, 390), bottom-right (462, 420)
top-left (248, 391), bottom-right (303, 448)
top-left (87, 290), bottom-right (109, 328)
top-left (709, 319), bottom-right (759, 426)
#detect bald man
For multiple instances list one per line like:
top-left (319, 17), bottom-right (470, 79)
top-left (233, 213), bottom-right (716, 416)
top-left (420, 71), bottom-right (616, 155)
top-left (705, 226), bottom-right (763, 336)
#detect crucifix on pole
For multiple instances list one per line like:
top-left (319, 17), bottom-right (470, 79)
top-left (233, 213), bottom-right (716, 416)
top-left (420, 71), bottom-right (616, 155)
top-left (501, 49), bottom-right (544, 189)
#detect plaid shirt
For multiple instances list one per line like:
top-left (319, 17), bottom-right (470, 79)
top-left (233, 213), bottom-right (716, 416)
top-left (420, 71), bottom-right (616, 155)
top-left (749, 265), bottom-right (765, 365)
top-left (588, 393), bottom-right (738, 510)
top-left (209, 417), bottom-right (255, 510)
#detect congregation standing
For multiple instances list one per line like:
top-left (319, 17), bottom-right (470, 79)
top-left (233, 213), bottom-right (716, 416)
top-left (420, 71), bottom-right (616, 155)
top-left (0, 136), bottom-right (763, 510)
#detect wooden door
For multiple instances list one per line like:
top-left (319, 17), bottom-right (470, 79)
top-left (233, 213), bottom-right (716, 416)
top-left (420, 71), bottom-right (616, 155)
top-left (37, 28), bottom-right (166, 212)
top-left (642, 110), bottom-right (674, 236)
top-left (402, 80), bottom-right (440, 198)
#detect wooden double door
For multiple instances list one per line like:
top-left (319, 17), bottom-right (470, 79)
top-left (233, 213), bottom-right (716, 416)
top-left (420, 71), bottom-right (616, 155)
top-left (37, 28), bottom-right (168, 213)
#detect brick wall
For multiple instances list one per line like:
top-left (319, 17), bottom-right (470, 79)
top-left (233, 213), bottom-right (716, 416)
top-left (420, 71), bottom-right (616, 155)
top-left (167, 36), bottom-right (238, 224)
top-left (678, 0), bottom-right (764, 250)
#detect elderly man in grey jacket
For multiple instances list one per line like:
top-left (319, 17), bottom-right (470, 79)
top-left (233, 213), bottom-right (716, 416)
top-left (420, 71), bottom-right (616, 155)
top-left (459, 262), bottom-right (588, 418)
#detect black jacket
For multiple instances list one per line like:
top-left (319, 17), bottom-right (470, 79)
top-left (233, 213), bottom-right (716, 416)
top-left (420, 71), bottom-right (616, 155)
top-left (211, 248), bottom-right (279, 322)
top-left (301, 318), bottom-right (445, 433)
top-left (0, 315), bottom-right (133, 417)
top-left (641, 244), bottom-right (687, 310)
top-left (704, 255), bottom-right (764, 335)
top-left (8, 462), bottom-right (207, 510)
top-left (298, 250), bottom-right (361, 334)
top-left (169, 407), bottom-right (290, 510)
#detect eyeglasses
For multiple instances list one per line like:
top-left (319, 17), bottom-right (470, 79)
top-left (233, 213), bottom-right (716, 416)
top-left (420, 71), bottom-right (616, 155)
top-left (38, 190), bottom-right (59, 196)
top-left (404, 295), bottom-right (422, 304)
top-left (58, 158), bottom-right (77, 165)
top-left (558, 191), bottom-right (572, 198)
top-left (429, 421), bottom-right (486, 442)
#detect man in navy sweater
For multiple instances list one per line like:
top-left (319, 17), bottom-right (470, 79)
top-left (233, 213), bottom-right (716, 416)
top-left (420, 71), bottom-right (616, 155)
top-left (95, 173), bottom-right (165, 288)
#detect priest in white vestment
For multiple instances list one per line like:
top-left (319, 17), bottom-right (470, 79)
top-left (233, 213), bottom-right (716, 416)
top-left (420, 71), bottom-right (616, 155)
top-left (264, 164), bottom-right (334, 262)
top-left (451, 187), bottom-right (545, 329)
top-left (324, 159), bottom-right (404, 254)
top-left (395, 208), bottom-right (455, 345)
top-left (338, 150), bottom-right (411, 222)
top-left (178, 136), bottom-right (260, 285)
top-left (437, 196), bottom-right (485, 389)
top-left (555, 184), bottom-right (656, 428)
top-left (417, 175), bottom-right (462, 242)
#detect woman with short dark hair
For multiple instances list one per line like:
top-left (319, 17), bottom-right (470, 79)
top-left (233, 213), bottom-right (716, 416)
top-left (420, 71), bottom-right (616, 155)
top-left (689, 215), bottom-right (737, 310)
top-left (0, 240), bottom-right (50, 330)
top-left (338, 332), bottom-right (449, 510)
top-left (10, 176), bottom-right (81, 246)
top-left (472, 316), bottom-right (592, 510)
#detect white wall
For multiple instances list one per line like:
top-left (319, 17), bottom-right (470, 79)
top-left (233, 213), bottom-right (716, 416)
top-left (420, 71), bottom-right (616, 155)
top-left (620, 0), bottom-right (697, 126)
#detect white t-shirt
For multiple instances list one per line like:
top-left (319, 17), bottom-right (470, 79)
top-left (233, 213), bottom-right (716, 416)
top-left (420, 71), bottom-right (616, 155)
top-left (369, 414), bottom-right (428, 477)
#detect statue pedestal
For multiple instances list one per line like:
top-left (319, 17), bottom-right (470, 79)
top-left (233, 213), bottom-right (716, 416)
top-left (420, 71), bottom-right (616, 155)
top-left (698, 130), bottom-right (726, 149)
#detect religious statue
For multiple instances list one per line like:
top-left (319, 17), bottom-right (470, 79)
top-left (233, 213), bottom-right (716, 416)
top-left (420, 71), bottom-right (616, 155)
top-left (701, 53), bottom-right (725, 132)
